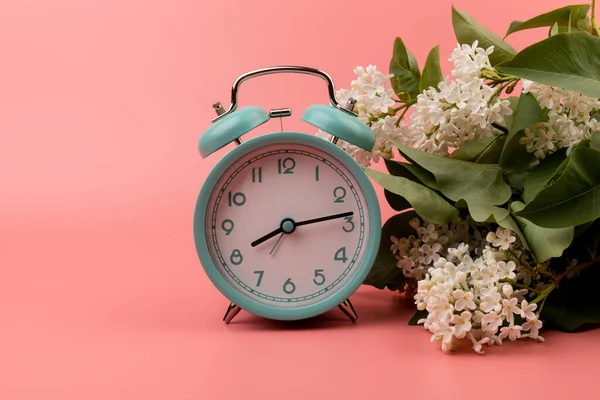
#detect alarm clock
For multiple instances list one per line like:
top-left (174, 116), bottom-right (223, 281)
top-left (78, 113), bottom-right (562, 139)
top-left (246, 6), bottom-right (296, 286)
top-left (194, 66), bottom-right (381, 323)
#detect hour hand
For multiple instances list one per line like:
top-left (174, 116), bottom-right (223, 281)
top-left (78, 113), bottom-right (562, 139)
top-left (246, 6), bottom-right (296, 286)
top-left (251, 227), bottom-right (284, 248)
top-left (250, 212), bottom-right (353, 248)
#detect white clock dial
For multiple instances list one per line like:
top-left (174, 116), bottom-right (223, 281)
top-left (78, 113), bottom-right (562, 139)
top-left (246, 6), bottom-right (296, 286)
top-left (204, 141), bottom-right (372, 307)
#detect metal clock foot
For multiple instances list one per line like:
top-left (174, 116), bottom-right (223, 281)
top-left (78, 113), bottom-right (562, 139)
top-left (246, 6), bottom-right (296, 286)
top-left (223, 302), bottom-right (242, 324)
top-left (338, 298), bottom-right (358, 322)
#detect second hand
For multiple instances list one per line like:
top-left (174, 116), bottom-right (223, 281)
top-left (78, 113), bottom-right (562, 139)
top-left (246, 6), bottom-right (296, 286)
top-left (269, 232), bottom-right (285, 255)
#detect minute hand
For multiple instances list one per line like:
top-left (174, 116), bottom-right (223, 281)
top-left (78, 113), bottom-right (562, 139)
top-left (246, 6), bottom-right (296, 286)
top-left (295, 211), bottom-right (354, 227)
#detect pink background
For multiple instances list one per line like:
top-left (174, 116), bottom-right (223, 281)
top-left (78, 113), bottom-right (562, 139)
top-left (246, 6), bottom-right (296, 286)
top-left (1, 0), bottom-right (599, 398)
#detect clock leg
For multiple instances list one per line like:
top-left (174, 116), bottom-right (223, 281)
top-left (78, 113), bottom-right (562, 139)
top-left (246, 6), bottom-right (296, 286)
top-left (338, 299), bottom-right (358, 322)
top-left (223, 302), bottom-right (242, 324)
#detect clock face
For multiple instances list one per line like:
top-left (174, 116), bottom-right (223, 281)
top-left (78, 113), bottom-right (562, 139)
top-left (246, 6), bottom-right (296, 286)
top-left (203, 139), bottom-right (373, 308)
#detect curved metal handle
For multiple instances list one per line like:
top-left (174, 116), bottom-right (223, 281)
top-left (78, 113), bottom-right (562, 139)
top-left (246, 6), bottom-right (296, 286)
top-left (212, 66), bottom-right (350, 122)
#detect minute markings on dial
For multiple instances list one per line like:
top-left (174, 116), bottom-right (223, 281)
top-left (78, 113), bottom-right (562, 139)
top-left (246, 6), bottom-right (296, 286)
top-left (250, 211), bottom-right (354, 248)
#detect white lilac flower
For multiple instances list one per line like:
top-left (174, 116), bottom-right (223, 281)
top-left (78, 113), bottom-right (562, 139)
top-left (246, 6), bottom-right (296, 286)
top-left (520, 300), bottom-right (537, 320)
top-left (497, 261), bottom-right (517, 280)
top-left (499, 324), bottom-right (522, 341)
top-left (481, 312), bottom-right (503, 334)
top-left (321, 65), bottom-right (407, 167)
top-left (422, 243), bottom-right (442, 265)
top-left (419, 223), bottom-right (439, 242)
top-left (390, 235), bottom-right (400, 254)
top-left (433, 321), bottom-right (456, 351)
top-left (453, 289), bottom-right (476, 311)
top-left (501, 297), bottom-right (521, 323)
top-left (480, 289), bottom-right (502, 313)
top-left (397, 217), bottom-right (543, 353)
top-left (520, 80), bottom-right (600, 160)
top-left (451, 311), bottom-right (473, 338)
top-left (447, 243), bottom-right (469, 261)
top-left (486, 227), bottom-right (516, 251)
top-left (522, 316), bottom-right (544, 342)
top-left (401, 41), bottom-right (513, 156)
top-left (373, 89), bottom-right (396, 113)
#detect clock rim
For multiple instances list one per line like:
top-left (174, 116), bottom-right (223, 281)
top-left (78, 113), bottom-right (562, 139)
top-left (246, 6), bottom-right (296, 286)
top-left (193, 132), bottom-right (382, 321)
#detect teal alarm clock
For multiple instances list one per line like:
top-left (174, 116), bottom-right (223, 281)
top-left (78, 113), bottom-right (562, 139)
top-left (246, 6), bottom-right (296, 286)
top-left (194, 66), bottom-right (381, 323)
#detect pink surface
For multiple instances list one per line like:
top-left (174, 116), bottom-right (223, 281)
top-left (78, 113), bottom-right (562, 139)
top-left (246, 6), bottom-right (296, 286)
top-left (1, 0), bottom-right (599, 399)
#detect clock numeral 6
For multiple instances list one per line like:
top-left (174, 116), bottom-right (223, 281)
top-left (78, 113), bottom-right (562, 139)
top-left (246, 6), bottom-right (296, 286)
top-left (228, 191), bottom-right (246, 207)
top-left (313, 269), bottom-right (326, 286)
top-left (253, 270), bottom-right (264, 287)
top-left (230, 249), bottom-right (243, 265)
top-left (334, 247), bottom-right (348, 263)
top-left (221, 219), bottom-right (234, 235)
top-left (283, 278), bottom-right (296, 294)
top-left (278, 157), bottom-right (296, 174)
top-left (342, 215), bottom-right (354, 232)
top-left (333, 186), bottom-right (346, 203)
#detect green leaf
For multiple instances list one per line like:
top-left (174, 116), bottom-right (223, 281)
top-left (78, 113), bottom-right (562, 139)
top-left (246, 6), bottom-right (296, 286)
top-left (499, 92), bottom-right (547, 173)
top-left (408, 309), bottom-right (428, 326)
top-left (548, 20), bottom-right (578, 36)
top-left (390, 37), bottom-right (420, 100)
top-left (363, 211), bottom-right (419, 290)
top-left (577, 16), bottom-right (592, 32)
top-left (364, 168), bottom-right (459, 224)
top-left (451, 137), bottom-right (495, 161)
top-left (575, 137), bottom-right (591, 149)
top-left (496, 32), bottom-right (600, 98)
top-left (505, 4), bottom-right (590, 36)
top-left (466, 201), bottom-right (509, 222)
top-left (465, 200), bottom-right (529, 249)
top-left (511, 201), bottom-right (574, 262)
top-left (506, 172), bottom-right (529, 190)
top-left (516, 147), bottom-right (600, 228)
top-left (542, 261), bottom-right (600, 331)
top-left (407, 51), bottom-right (420, 81)
top-left (419, 45), bottom-right (443, 92)
top-left (508, 93), bottom-right (548, 134)
top-left (394, 141), bottom-right (512, 206)
top-left (384, 158), bottom-right (437, 189)
top-left (452, 135), bottom-right (506, 164)
top-left (523, 149), bottom-right (567, 203)
top-left (455, 199), bottom-right (468, 209)
top-left (384, 189), bottom-right (412, 212)
top-left (501, 96), bottom-right (520, 131)
top-left (452, 6), bottom-right (516, 65)
top-left (592, 132), bottom-right (600, 151)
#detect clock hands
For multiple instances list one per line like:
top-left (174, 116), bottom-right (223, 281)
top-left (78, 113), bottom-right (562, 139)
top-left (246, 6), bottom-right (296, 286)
top-left (294, 211), bottom-right (354, 228)
top-left (250, 219), bottom-right (292, 248)
top-left (268, 232), bottom-right (285, 256)
top-left (251, 211), bottom-right (354, 248)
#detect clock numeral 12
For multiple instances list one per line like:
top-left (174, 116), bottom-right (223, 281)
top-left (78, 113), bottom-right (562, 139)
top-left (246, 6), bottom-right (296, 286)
top-left (315, 166), bottom-right (319, 182)
top-left (278, 157), bottom-right (296, 174)
top-left (283, 278), bottom-right (296, 294)
top-left (253, 270), bottom-right (264, 287)
top-left (251, 167), bottom-right (262, 183)
top-left (334, 247), bottom-right (348, 263)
